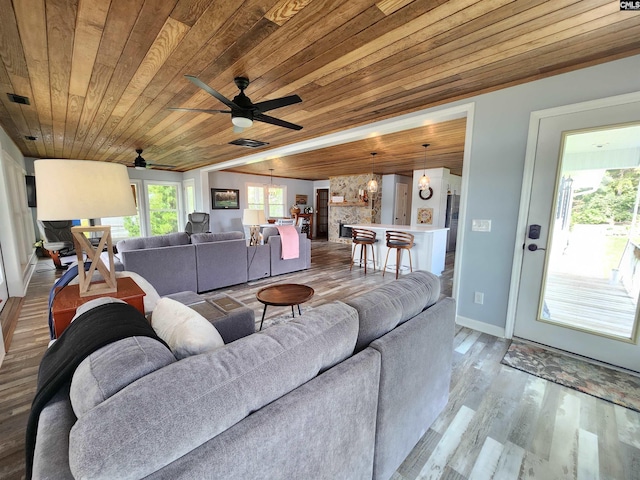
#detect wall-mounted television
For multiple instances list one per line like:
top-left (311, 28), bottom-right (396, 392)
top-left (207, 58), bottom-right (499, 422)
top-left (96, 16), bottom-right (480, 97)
top-left (25, 175), bottom-right (37, 208)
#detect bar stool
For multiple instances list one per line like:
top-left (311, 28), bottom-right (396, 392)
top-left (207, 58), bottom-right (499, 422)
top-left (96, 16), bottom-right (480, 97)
top-left (383, 230), bottom-right (414, 279)
top-left (350, 228), bottom-right (377, 274)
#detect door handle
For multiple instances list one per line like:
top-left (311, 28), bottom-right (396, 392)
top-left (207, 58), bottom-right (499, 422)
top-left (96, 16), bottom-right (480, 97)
top-left (527, 244), bottom-right (546, 251)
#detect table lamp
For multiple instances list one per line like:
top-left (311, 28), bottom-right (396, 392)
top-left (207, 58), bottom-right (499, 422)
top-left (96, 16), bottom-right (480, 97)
top-left (34, 160), bottom-right (136, 297)
top-left (242, 209), bottom-right (266, 246)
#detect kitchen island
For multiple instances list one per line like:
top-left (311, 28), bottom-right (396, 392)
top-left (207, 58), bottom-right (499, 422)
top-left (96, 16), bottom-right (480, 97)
top-left (345, 224), bottom-right (449, 275)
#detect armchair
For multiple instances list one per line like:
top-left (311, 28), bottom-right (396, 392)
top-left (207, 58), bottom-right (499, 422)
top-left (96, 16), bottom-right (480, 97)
top-left (185, 212), bottom-right (210, 234)
top-left (37, 220), bottom-right (76, 269)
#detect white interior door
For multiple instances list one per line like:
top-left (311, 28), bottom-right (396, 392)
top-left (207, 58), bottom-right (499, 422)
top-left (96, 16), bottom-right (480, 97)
top-left (394, 183), bottom-right (408, 225)
top-left (514, 98), bottom-right (640, 372)
top-left (0, 244), bottom-right (8, 314)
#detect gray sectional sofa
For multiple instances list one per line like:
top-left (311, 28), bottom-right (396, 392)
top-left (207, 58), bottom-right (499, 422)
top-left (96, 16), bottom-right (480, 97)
top-left (114, 230), bottom-right (311, 296)
top-left (32, 271), bottom-right (455, 480)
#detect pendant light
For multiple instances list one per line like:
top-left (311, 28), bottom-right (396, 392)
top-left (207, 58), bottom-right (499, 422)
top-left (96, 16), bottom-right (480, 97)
top-left (418, 143), bottom-right (431, 190)
top-left (268, 168), bottom-right (277, 199)
top-left (367, 152), bottom-right (378, 193)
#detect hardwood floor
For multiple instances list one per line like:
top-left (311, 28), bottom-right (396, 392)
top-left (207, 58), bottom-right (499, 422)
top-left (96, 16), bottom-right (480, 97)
top-left (1, 241), bottom-right (639, 479)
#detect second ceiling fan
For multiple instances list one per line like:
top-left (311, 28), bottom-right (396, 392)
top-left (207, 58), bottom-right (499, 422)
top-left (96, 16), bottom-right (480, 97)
top-left (169, 75), bottom-right (303, 132)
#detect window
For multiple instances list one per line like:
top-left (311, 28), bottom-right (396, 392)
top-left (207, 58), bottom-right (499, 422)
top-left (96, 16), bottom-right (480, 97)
top-left (183, 179), bottom-right (195, 216)
top-left (247, 183), bottom-right (287, 218)
top-left (101, 181), bottom-right (143, 240)
top-left (146, 182), bottom-right (181, 235)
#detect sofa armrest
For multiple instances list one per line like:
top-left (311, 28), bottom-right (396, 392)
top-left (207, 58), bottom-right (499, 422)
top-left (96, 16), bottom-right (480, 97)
top-left (369, 297), bottom-right (456, 480)
top-left (267, 233), bottom-right (311, 276)
top-left (164, 291), bottom-right (255, 343)
top-left (33, 383), bottom-right (75, 480)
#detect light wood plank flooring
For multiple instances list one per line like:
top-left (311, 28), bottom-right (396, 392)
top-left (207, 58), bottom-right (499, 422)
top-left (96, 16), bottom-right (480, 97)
top-left (1, 242), bottom-right (639, 479)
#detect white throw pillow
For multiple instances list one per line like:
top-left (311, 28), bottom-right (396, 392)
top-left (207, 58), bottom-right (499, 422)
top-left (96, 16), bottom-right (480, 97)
top-left (151, 297), bottom-right (224, 359)
top-left (118, 271), bottom-right (160, 314)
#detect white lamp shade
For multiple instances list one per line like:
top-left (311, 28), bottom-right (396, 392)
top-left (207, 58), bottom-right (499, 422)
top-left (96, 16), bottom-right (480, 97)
top-left (242, 209), bottom-right (265, 225)
top-left (34, 160), bottom-right (137, 220)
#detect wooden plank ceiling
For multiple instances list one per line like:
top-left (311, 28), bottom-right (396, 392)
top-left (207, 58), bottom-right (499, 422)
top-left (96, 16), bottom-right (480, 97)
top-left (0, 0), bottom-right (639, 180)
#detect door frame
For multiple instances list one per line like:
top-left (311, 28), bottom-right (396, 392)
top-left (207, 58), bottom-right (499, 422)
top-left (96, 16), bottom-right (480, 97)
top-left (394, 183), bottom-right (408, 225)
top-left (505, 91), bottom-right (640, 338)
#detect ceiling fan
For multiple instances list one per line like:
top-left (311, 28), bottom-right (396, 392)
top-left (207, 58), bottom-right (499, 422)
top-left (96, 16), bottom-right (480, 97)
top-left (127, 149), bottom-right (176, 170)
top-left (169, 75), bottom-right (303, 132)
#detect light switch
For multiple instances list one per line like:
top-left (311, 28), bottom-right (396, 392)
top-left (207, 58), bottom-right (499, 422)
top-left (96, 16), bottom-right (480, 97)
top-left (472, 219), bottom-right (491, 232)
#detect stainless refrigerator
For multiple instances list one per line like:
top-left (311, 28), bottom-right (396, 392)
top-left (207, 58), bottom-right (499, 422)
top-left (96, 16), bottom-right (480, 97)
top-left (445, 194), bottom-right (459, 252)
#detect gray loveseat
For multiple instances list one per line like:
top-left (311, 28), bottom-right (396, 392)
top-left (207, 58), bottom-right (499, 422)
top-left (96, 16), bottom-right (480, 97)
top-left (114, 230), bottom-right (311, 296)
top-left (32, 271), bottom-right (455, 480)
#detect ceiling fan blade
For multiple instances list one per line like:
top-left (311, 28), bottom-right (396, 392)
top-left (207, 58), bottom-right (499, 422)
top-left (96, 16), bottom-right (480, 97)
top-left (148, 163), bottom-right (176, 169)
top-left (184, 75), bottom-right (238, 110)
top-left (253, 95), bottom-right (302, 113)
top-left (168, 107), bottom-right (231, 114)
top-left (254, 113), bottom-right (303, 130)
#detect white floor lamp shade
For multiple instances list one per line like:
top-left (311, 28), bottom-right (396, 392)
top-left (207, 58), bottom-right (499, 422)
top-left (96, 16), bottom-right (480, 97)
top-left (34, 160), bottom-right (136, 296)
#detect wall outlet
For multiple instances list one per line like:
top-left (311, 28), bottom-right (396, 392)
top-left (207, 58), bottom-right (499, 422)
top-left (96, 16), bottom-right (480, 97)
top-left (474, 291), bottom-right (484, 304)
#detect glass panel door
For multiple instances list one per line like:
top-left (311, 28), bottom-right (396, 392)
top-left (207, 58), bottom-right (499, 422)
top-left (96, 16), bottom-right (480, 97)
top-left (513, 96), bottom-right (640, 372)
top-left (540, 124), bottom-right (640, 342)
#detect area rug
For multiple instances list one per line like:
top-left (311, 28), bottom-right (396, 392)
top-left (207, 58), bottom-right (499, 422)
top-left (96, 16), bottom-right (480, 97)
top-left (501, 339), bottom-right (640, 412)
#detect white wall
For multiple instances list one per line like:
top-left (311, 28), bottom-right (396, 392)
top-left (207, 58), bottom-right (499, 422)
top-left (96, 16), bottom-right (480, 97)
top-left (381, 174), bottom-right (413, 224)
top-left (207, 171), bottom-right (315, 233)
top-left (410, 167), bottom-right (449, 227)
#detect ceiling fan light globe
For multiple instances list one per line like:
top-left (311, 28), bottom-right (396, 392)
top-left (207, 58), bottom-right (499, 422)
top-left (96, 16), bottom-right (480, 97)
top-left (418, 175), bottom-right (430, 190)
top-left (232, 116), bottom-right (253, 128)
top-left (135, 166), bottom-right (146, 171)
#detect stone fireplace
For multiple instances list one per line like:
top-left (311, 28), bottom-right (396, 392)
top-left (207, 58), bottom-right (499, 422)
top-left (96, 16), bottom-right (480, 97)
top-left (329, 174), bottom-right (382, 244)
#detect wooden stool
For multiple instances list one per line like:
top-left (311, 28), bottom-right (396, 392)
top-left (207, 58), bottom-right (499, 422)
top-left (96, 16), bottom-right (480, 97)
top-left (383, 230), bottom-right (414, 279)
top-left (350, 228), bottom-right (377, 274)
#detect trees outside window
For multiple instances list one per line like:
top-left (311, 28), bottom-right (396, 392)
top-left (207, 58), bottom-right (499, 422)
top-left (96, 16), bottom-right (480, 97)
top-left (147, 183), bottom-right (180, 235)
top-left (103, 181), bottom-right (142, 239)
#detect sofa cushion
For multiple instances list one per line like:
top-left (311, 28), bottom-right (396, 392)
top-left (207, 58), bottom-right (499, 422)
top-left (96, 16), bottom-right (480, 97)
top-left (190, 231), bottom-right (244, 244)
top-left (70, 337), bottom-right (176, 417)
top-left (68, 301), bottom-right (359, 480)
top-left (151, 297), bottom-right (225, 359)
top-left (116, 232), bottom-right (190, 252)
top-left (345, 270), bottom-right (441, 352)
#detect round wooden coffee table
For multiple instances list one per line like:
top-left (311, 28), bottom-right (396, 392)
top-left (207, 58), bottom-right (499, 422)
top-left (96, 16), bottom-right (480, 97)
top-left (256, 283), bottom-right (314, 330)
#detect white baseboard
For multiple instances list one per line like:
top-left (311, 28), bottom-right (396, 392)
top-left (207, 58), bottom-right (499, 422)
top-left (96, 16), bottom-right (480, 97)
top-left (456, 315), bottom-right (506, 338)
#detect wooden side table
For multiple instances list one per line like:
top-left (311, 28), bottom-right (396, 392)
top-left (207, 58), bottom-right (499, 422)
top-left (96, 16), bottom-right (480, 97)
top-left (51, 276), bottom-right (146, 338)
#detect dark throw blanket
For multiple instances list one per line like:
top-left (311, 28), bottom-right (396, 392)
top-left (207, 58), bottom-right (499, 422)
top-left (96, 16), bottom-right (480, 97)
top-left (25, 302), bottom-right (169, 479)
